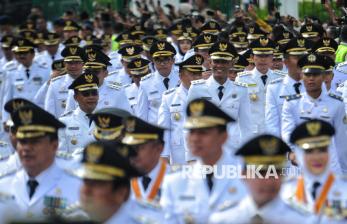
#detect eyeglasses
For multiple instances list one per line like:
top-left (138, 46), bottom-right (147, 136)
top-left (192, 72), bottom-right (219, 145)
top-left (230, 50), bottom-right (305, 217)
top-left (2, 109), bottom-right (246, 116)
top-left (79, 89), bottom-right (98, 97)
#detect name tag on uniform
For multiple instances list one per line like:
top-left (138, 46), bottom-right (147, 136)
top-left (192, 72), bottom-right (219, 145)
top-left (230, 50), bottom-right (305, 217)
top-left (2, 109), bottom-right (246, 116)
top-left (200, 97), bottom-right (212, 100)
top-left (179, 195), bottom-right (195, 200)
top-left (320, 115), bottom-right (331, 119)
top-left (129, 97), bottom-right (135, 100)
top-left (149, 91), bottom-right (158, 95)
top-left (15, 78), bottom-right (24, 81)
top-left (171, 104), bottom-right (181, 107)
top-left (300, 117), bottom-right (311, 120)
top-left (33, 77), bottom-right (42, 82)
top-left (279, 95), bottom-right (289, 98)
top-left (58, 90), bottom-right (68, 94)
top-left (68, 127), bottom-right (79, 130)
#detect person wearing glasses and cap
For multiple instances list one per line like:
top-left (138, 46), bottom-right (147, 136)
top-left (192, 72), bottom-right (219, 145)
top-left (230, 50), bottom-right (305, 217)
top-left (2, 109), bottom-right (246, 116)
top-left (281, 53), bottom-right (347, 174)
top-left (58, 72), bottom-right (99, 154)
top-left (209, 134), bottom-right (312, 224)
top-left (0, 105), bottom-right (81, 221)
top-left (187, 41), bottom-right (252, 153)
top-left (66, 141), bottom-right (164, 223)
top-left (265, 37), bottom-right (311, 137)
top-left (160, 99), bottom-right (247, 223)
top-left (44, 46), bottom-right (86, 118)
top-left (235, 37), bottom-right (286, 135)
top-left (136, 40), bottom-right (180, 124)
top-left (282, 119), bottom-right (347, 223)
top-left (2, 37), bottom-right (50, 126)
top-left (124, 58), bottom-right (151, 114)
top-left (63, 48), bottom-right (132, 114)
top-left (158, 54), bottom-right (204, 164)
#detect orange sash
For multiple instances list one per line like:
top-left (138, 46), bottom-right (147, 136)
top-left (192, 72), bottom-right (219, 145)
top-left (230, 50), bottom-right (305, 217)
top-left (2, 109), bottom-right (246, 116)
top-left (295, 173), bottom-right (335, 214)
top-left (131, 159), bottom-right (167, 201)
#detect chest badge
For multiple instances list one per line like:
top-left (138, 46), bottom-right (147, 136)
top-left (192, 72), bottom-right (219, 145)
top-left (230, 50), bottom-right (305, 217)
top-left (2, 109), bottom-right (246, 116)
top-left (71, 137), bottom-right (78, 145)
top-left (174, 112), bottom-right (181, 121)
top-left (250, 93), bottom-right (258, 102)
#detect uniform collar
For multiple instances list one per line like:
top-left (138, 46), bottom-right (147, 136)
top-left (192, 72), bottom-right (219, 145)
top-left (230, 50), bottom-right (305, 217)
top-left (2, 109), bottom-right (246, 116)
top-left (253, 67), bottom-right (272, 77)
top-left (210, 75), bottom-right (230, 89)
top-left (143, 159), bottom-right (162, 181)
top-left (24, 162), bottom-right (58, 187)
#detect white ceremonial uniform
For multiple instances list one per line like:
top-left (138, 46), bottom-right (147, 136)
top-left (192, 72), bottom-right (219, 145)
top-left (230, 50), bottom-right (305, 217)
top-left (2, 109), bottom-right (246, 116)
top-left (265, 75), bottom-right (304, 137)
top-left (282, 173), bottom-right (347, 224)
top-left (110, 68), bottom-right (132, 86)
top-left (124, 83), bottom-right (139, 114)
top-left (136, 68), bottom-right (180, 124)
top-left (187, 76), bottom-right (253, 152)
top-left (209, 195), bottom-right (314, 224)
top-left (337, 80), bottom-right (347, 113)
top-left (108, 51), bottom-right (123, 73)
top-left (58, 107), bottom-right (95, 153)
top-left (130, 159), bottom-right (169, 204)
top-left (44, 74), bottom-right (75, 118)
top-left (34, 49), bottom-right (63, 69)
top-left (2, 61), bottom-right (50, 122)
top-left (105, 199), bottom-right (165, 224)
top-left (281, 91), bottom-right (347, 173)
top-left (160, 152), bottom-right (247, 224)
top-left (0, 163), bottom-right (81, 220)
top-left (332, 61), bottom-right (347, 92)
top-left (64, 77), bottom-right (132, 113)
top-left (235, 68), bottom-right (285, 135)
top-left (34, 81), bottom-right (49, 108)
top-left (158, 85), bottom-right (189, 164)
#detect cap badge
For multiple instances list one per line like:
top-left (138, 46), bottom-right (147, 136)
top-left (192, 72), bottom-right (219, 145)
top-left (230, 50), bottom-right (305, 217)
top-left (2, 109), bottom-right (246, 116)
top-left (297, 39), bottom-right (305, 48)
top-left (283, 32), bottom-right (290, 39)
top-left (69, 47), bottom-right (77, 55)
top-left (189, 101), bottom-right (204, 117)
top-left (122, 34), bottom-right (129, 40)
top-left (66, 21), bottom-right (72, 26)
top-left (157, 29), bottom-right (163, 35)
top-left (147, 39), bottom-right (154, 45)
top-left (177, 24), bottom-right (182, 30)
top-left (134, 60), bottom-right (142, 68)
top-left (157, 42), bottom-right (165, 51)
top-left (118, 145), bottom-right (129, 158)
top-left (259, 137), bottom-right (278, 155)
top-left (210, 22), bottom-right (216, 29)
top-left (204, 35), bottom-right (211, 43)
top-left (306, 121), bottom-right (321, 136)
top-left (239, 36), bottom-right (246, 42)
top-left (28, 24), bottom-right (34, 29)
top-left (18, 40), bottom-right (24, 46)
top-left (237, 27), bottom-right (243, 32)
top-left (308, 54), bottom-right (316, 63)
top-left (126, 118), bottom-right (136, 132)
top-left (306, 25), bottom-right (312, 32)
top-left (19, 109), bottom-right (33, 125)
top-left (219, 43), bottom-right (228, 51)
top-left (85, 74), bottom-right (94, 83)
top-left (260, 38), bottom-right (269, 47)
top-left (86, 144), bottom-right (103, 163)
top-left (88, 52), bottom-right (96, 61)
top-left (97, 116), bottom-right (110, 128)
top-left (249, 27), bottom-right (254, 34)
top-left (323, 39), bottom-right (330, 47)
top-left (187, 27), bottom-right (192, 32)
top-left (126, 47), bottom-right (135, 55)
top-left (195, 56), bottom-right (202, 65)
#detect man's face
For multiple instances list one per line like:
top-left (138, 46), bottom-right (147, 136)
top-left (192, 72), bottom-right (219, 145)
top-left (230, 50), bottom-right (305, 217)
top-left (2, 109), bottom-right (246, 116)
top-left (245, 171), bottom-right (282, 207)
top-left (324, 72), bottom-right (334, 89)
top-left (211, 59), bottom-right (233, 80)
top-left (45, 44), bottom-right (59, 56)
top-left (80, 179), bottom-right (127, 222)
top-left (303, 73), bottom-right (324, 93)
top-left (178, 40), bottom-right (192, 54)
top-left (153, 56), bottom-right (174, 76)
top-left (130, 141), bottom-right (163, 174)
top-left (284, 55), bottom-right (301, 75)
top-left (253, 54), bottom-right (273, 73)
top-left (121, 60), bottom-right (131, 75)
top-left (304, 147), bottom-right (329, 175)
top-left (180, 69), bottom-right (202, 88)
top-left (17, 136), bottom-right (57, 176)
top-left (74, 90), bottom-right (99, 113)
top-left (2, 47), bottom-right (13, 59)
top-left (271, 59), bottom-right (283, 70)
top-left (228, 70), bottom-right (238, 81)
top-left (65, 61), bottom-right (84, 77)
top-left (15, 51), bottom-right (34, 67)
top-left (187, 127), bottom-right (227, 158)
top-left (63, 30), bottom-right (79, 40)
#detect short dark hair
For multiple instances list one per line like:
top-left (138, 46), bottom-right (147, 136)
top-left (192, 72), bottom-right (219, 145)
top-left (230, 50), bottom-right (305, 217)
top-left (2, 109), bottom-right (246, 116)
top-left (112, 178), bottom-right (130, 191)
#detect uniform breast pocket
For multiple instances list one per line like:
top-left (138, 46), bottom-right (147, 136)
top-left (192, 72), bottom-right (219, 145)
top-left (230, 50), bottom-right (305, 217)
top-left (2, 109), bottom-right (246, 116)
top-left (169, 106), bottom-right (184, 146)
top-left (32, 76), bottom-right (43, 86)
top-left (14, 80), bottom-right (25, 92)
top-left (66, 126), bottom-right (81, 146)
top-left (148, 92), bottom-right (161, 108)
top-left (248, 86), bottom-right (260, 103)
top-left (223, 100), bottom-right (240, 118)
top-left (57, 93), bottom-right (68, 109)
